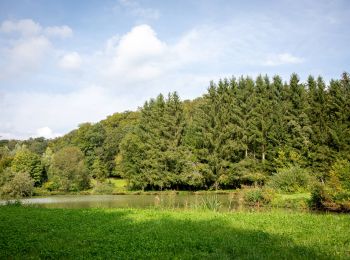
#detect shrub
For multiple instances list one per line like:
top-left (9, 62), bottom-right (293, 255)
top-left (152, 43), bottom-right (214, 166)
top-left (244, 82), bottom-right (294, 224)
top-left (242, 187), bottom-right (275, 205)
top-left (93, 182), bottom-right (114, 194)
top-left (0, 172), bottom-right (34, 198)
top-left (328, 159), bottom-right (350, 190)
top-left (267, 166), bottom-right (312, 193)
top-left (42, 181), bottom-right (60, 191)
top-left (310, 183), bottom-right (350, 212)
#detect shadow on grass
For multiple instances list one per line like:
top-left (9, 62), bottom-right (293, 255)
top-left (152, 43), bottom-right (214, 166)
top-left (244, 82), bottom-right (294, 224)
top-left (0, 207), bottom-right (334, 259)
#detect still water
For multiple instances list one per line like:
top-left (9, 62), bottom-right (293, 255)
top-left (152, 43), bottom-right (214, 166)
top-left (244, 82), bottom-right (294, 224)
top-left (1, 194), bottom-right (244, 210)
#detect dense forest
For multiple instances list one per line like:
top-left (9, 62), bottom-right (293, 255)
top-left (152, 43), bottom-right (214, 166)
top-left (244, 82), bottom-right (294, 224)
top-left (1, 73), bottom-right (350, 210)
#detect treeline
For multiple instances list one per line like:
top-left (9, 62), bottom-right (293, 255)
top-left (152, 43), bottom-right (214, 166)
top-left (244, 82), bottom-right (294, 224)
top-left (0, 73), bottom-right (349, 209)
top-left (117, 73), bottom-right (349, 190)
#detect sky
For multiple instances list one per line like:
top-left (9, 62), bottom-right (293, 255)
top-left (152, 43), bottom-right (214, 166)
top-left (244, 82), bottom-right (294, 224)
top-left (0, 0), bottom-right (349, 139)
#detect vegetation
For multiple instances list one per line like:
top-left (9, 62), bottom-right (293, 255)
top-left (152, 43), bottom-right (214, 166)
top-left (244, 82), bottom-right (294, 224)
top-left (310, 159), bottom-right (350, 212)
top-left (0, 171), bottom-right (34, 198)
top-left (0, 206), bottom-right (349, 259)
top-left (0, 73), bottom-right (349, 211)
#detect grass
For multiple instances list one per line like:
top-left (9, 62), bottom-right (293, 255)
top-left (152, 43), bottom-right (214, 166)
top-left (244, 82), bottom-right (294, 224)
top-left (0, 206), bottom-right (349, 259)
top-left (271, 192), bottom-right (311, 209)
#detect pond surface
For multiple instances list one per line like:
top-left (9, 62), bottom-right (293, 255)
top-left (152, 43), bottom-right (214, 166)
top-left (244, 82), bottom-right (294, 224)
top-left (1, 194), bottom-right (246, 210)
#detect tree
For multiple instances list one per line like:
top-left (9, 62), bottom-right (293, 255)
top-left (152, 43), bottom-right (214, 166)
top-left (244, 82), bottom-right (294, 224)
top-left (91, 158), bottom-right (108, 180)
top-left (11, 149), bottom-right (44, 186)
top-left (0, 170), bottom-right (34, 198)
top-left (118, 92), bottom-right (190, 190)
top-left (49, 146), bottom-right (90, 191)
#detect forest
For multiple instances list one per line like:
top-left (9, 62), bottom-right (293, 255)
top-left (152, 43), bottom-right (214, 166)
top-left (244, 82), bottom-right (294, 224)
top-left (1, 73), bottom-right (350, 211)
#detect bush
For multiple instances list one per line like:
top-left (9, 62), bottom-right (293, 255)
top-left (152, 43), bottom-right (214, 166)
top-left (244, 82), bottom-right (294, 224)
top-left (310, 183), bottom-right (350, 212)
top-left (267, 166), bottom-right (312, 193)
top-left (242, 187), bottom-right (275, 205)
top-left (93, 182), bottom-right (114, 194)
top-left (328, 159), bottom-right (350, 190)
top-left (42, 181), bottom-right (60, 191)
top-left (0, 172), bottom-right (34, 198)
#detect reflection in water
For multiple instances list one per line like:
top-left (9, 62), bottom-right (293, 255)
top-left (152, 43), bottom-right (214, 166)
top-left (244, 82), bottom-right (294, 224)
top-left (0, 194), bottom-right (308, 213)
top-left (1, 194), bottom-right (240, 210)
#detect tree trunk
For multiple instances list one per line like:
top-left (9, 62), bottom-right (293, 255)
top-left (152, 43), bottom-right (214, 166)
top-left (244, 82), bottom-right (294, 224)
top-left (262, 145), bottom-right (265, 163)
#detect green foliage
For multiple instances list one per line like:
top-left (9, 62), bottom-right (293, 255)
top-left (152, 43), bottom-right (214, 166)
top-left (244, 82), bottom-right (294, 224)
top-left (267, 166), bottom-right (312, 193)
top-left (118, 92), bottom-right (192, 190)
top-left (91, 158), bottom-right (108, 180)
top-left (49, 146), bottom-right (90, 191)
top-left (92, 181), bottom-right (114, 194)
top-left (309, 184), bottom-right (350, 212)
top-left (11, 149), bottom-right (44, 185)
top-left (310, 159), bottom-right (350, 212)
top-left (23, 137), bottom-right (48, 155)
top-left (328, 159), bottom-right (350, 190)
top-left (242, 187), bottom-right (275, 205)
top-left (0, 170), bottom-right (34, 198)
top-left (42, 181), bottom-right (60, 191)
top-left (2, 73), bottom-right (350, 195)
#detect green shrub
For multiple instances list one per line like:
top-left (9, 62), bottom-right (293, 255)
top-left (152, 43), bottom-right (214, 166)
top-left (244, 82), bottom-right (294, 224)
top-left (93, 182), bottom-right (114, 194)
top-left (267, 166), bottom-right (312, 193)
top-left (0, 171), bottom-right (34, 198)
top-left (310, 183), bottom-right (350, 212)
top-left (328, 159), bottom-right (350, 190)
top-left (42, 181), bottom-right (60, 191)
top-left (242, 187), bottom-right (275, 205)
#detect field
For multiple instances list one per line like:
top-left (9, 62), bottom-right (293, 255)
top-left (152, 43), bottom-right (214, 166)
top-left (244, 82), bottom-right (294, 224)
top-left (0, 206), bottom-right (349, 259)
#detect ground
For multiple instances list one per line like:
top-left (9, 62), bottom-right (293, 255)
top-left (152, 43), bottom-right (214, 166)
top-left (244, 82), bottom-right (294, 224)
top-left (0, 206), bottom-right (349, 259)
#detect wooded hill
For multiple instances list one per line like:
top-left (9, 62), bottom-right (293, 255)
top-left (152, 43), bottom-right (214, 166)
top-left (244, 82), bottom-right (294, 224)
top-left (1, 73), bottom-right (350, 192)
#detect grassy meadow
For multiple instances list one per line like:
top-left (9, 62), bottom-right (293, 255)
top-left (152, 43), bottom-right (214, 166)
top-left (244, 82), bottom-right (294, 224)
top-left (0, 206), bottom-right (349, 259)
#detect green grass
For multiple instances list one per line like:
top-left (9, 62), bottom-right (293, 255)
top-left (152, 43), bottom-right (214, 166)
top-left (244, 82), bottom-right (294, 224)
top-left (271, 192), bottom-right (311, 209)
top-left (0, 206), bottom-right (349, 259)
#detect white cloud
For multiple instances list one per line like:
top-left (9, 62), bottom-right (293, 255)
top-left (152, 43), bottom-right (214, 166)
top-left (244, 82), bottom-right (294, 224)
top-left (0, 19), bottom-right (42, 36)
top-left (0, 19), bottom-right (73, 38)
top-left (0, 36), bottom-right (52, 79)
top-left (0, 86), bottom-right (133, 140)
top-left (0, 19), bottom-right (74, 80)
top-left (0, 17), bottom-right (316, 139)
top-left (103, 24), bottom-right (167, 82)
top-left (264, 53), bottom-right (305, 66)
top-left (35, 127), bottom-right (61, 139)
top-left (118, 0), bottom-right (160, 20)
top-left (45, 25), bottom-right (73, 38)
top-left (100, 24), bottom-right (223, 86)
top-left (59, 52), bottom-right (82, 70)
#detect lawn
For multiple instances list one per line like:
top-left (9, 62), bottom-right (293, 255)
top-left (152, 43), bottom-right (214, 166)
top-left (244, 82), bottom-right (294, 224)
top-left (0, 206), bottom-right (349, 259)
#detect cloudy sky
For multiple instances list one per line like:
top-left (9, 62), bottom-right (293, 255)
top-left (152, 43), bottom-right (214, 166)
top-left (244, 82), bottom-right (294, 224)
top-left (0, 0), bottom-right (349, 139)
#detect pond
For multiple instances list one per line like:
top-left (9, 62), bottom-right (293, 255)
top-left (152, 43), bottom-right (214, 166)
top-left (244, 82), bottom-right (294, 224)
top-left (1, 194), bottom-right (248, 211)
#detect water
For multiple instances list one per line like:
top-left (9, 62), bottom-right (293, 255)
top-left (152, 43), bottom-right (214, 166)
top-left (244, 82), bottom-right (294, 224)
top-left (0, 194), bottom-right (243, 210)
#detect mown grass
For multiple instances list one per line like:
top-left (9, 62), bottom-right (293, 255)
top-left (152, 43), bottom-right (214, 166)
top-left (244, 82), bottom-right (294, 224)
top-left (0, 206), bottom-right (349, 259)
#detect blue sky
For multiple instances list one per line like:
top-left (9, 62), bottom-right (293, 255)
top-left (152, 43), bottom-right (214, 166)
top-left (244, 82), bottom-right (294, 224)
top-left (0, 0), bottom-right (349, 139)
